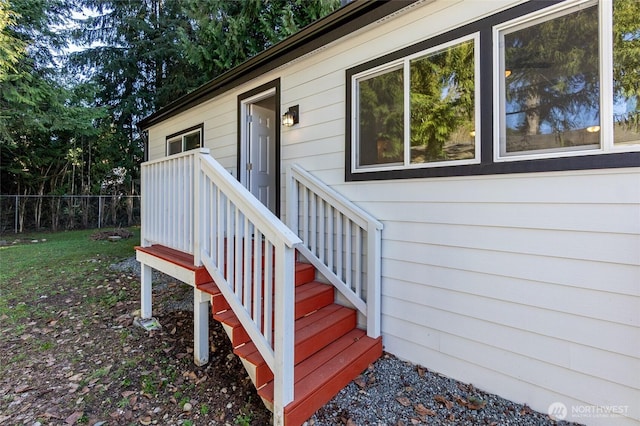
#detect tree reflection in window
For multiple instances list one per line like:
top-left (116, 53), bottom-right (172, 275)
top-left (501, 0), bottom-right (640, 155)
top-left (357, 67), bottom-right (404, 167)
top-left (356, 38), bottom-right (476, 168)
top-left (410, 39), bottom-right (475, 163)
top-left (503, 5), bottom-right (600, 154)
top-left (613, 0), bottom-right (640, 145)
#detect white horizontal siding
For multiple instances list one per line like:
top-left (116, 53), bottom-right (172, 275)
top-left (386, 221), bottom-right (639, 266)
top-left (384, 299), bottom-right (640, 390)
top-left (360, 201), bottom-right (640, 234)
top-left (384, 237), bottom-right (639, 297)
top-left (384, 258), bottom-right (639, 326)
top-left (383, 272), bottom-right (639, 357)
top-left (334, 170), bottom-right (640, 204)
top-left (372, 169), bottom-right (640, 425)
top-left (382, 308), bottom-right (640, 399)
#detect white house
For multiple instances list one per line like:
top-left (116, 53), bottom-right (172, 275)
top-left (136, 1), bottom-right (640, 425)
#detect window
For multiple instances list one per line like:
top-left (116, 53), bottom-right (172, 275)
top-left (495, 0), bottom-right (640, 160)
top-left (353, 34), bottom-right (480, 171)
top-left (166, 125), bottom-right (203, 155)
top-left (346, 0), bottom-right (639, 182)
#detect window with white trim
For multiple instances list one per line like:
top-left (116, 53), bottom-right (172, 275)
top-left (495, 0), bottom-right (640, 161)
top-left (346, 0), bottom-right (639, 182)
top-left (166, 125), bottom-right (202, 156)
top-left (352, 34), bottom-right (480, 172)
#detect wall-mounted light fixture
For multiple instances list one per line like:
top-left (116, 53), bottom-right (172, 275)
top-left (282, 105), bottom-right (299, 127)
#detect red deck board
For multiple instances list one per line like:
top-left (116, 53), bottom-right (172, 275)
top-left (211, 293), bottom-right (230, 313)
top-left (258, 329), bottom-right (375, 398)
top-left (294, 282), bottom-right (334, 318)
top-left (287, 329), bottom-right (369, 384)
top-left (294, 306), bottom-right (356, 363)
top-left (135, 245), bottom-right (212, 284)
top-left (294, 263), bottom-right (315, 286)
top-left (285, 337), bottom-right (382, 426)
top-left (258, 331), bottom-right (382, 425)
top-left (233, 304), bottom-right (347, 363)
top-left (197, 281), bottom-right (220, 295)
top-left (135, 245), bottom-right (195, 269)
top-left (258, 330), bottom-right (363, 398)
top-left (213, 281), bottom-right (334, 329)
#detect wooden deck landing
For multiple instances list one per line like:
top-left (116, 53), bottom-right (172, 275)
top-left (135, 245), bottom-right (212, 285)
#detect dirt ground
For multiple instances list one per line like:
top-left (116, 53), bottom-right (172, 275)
top-left (0, 263), bottom-right (273, 425)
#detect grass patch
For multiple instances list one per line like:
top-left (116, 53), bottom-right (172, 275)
top-left (0, 227), bottom-right (140, 324)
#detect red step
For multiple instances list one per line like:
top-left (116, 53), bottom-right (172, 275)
top-left (197, 281), bottom-right (219, 296)
top-left (202, 262), bottom-right (315, 315)
top-left (213, 281), bottom-right (335, 347)
top-left (234, 304), bottom-right (356, 388)
top-left (213, 309), bottom-right (251, 347)
top-left (295, 263), bottom-right (315, 286)
top-left (258, 329), bottom-right (382, 426)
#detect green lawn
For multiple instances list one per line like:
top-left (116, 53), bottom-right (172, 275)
top-left (0, 227), bottom-right (140, 325)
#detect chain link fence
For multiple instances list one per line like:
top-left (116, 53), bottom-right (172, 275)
top-left (0, 195), bottom-right (141, 234)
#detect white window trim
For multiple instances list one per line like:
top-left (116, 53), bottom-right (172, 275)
top-left (166, 128), bottom-right (202, 156)
top-left (351, 33), bottom-right (481, 174)
top-left (493, 0), bottom-right (640, 163)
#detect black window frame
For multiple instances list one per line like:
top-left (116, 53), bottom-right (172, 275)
top-left (165, 123), bottom-right (204, 156)
top-left (345, 0), bottom-right (640, 182)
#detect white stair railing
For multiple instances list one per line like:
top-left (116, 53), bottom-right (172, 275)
top-left (141, 149), bottom-right (205, 253)
top-left (287, 164), bottom-right (383, 338)
top-left (195, 154), bottom-right (301, 426)
top-left (141, 150), bottom-right (301, 425)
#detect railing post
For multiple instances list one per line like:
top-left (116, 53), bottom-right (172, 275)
top-left (140, 164), bottom-right (149, 247)
top-left (286, 167), bottom-right (299, 233)
top-left (273, 244), bottom-right (295, 425)
top-left (193, 153), bottom-right (202, 266)
top-left (193, 287), bottom-right (210, 366)
top-left (140, 263), bottom-right (153, 319)
top-left (366, 223), bottom-right (382, 338)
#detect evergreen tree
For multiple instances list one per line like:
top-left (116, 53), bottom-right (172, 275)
top-left (0, 0), bottom-right (109, 209)
top-left (179, 0), bottom-right (340, 82)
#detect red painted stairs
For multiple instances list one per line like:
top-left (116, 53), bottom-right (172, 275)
top-left (136, 245), bottom-right (382, 426)
top-left (201, 261), bottom-right (382, 426)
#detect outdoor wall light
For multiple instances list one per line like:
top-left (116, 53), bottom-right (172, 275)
top-left (282, 105), bottom-right (299, 127)
top-left (586, 125), bottom-right (601, 133)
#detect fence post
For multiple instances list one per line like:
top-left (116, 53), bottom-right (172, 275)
top-left (14, 195), bottom-right (18, 233)
top-left (3, 194), bottom-right (140, 233)
top-left (98, 196), bottom-right (102, 229)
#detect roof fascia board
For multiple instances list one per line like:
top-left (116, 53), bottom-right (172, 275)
top-left (139, 0), bottom-right (418, 130)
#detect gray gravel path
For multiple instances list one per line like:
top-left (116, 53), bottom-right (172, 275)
top-left (309, 353), bottom-right (579, 425)
top-left (112, 257), bottom-right (579, 426)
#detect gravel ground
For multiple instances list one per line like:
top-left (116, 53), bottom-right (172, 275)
top-left (112, 257), bottom-right (579, 426)
top-left (310, 354), bottom-right (579, 425)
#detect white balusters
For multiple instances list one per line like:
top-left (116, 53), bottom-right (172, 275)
top-left (287, 164), bottom-right (383, 338)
